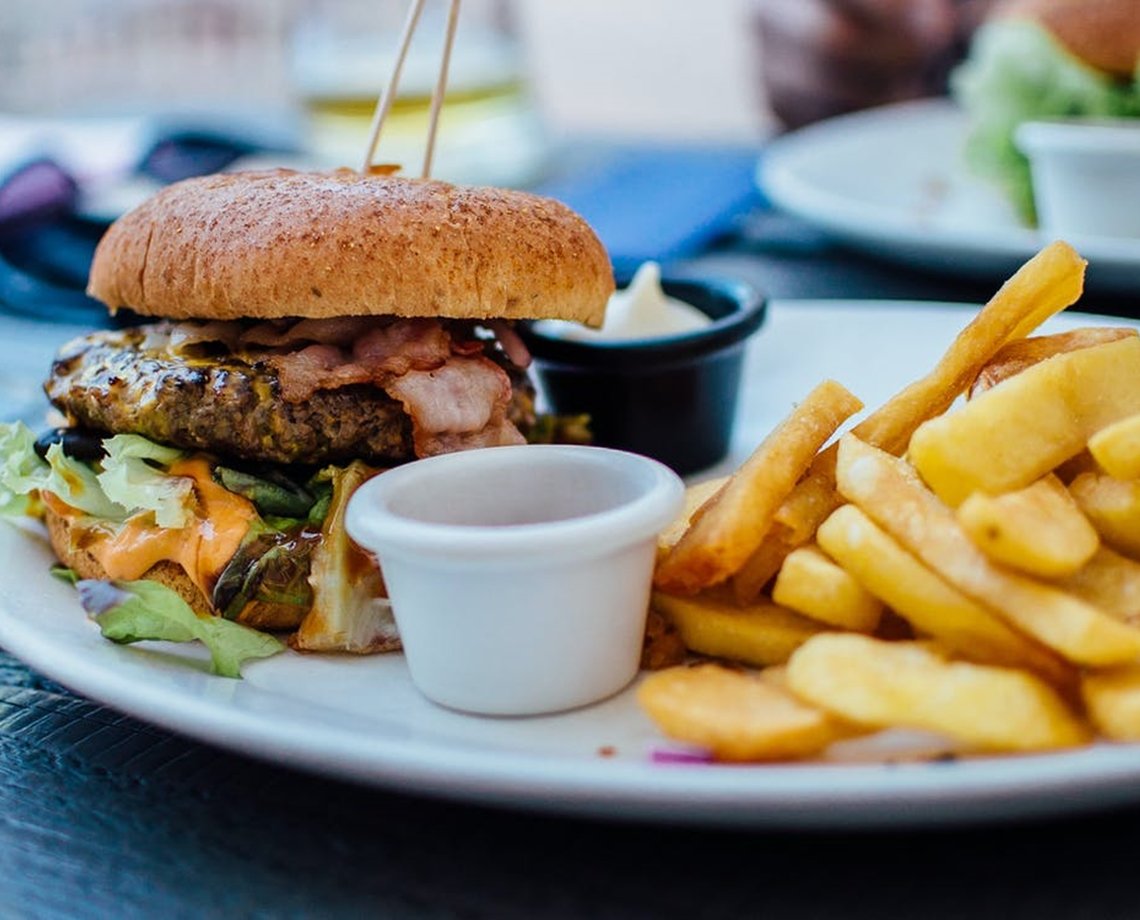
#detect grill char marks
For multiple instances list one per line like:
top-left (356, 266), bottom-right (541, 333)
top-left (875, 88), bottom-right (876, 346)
top-left (46, 329), bottom-right (416, 466)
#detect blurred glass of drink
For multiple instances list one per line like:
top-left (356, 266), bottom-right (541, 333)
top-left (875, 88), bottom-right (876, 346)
top-left (289, 0), bottom-right (547, 187)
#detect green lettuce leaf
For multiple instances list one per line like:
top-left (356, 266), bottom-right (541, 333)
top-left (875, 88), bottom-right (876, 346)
top-left (0, 422), bottom-right (41, 516)
top-left (0, 424), bottom-right (199, 525)
top-left (76, 577), bottom-right (284, 678)
top-left (0, 422), bottom-right (124, 519)
top-left (97, 434), bottom-right (191, 528)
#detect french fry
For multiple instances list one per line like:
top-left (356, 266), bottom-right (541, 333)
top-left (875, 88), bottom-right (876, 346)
top-left (836, 434), bottom-right (1140, 666)
top-left (787, 634), bottom-right (1090, 752)
top-left (1001, 241), bottom-right (1090, 339)
top-left (730, 523), bottom-right (797, 602)
top-left (909, 336), bottom-right (1140, 506)
top-left (816, 504), bottom-right (1074, 687)
top-left (732, 241), bottom-right (1087, 599)
top-left (657, 476), bottom-right (726, 559)
top-left (969, 326), bottom-right (1136, 397)
top-left (956, 475), bottom-right (1099, 578)
top-left (1070, 472), bottom-right (1140, 559)
top-left (1082, 667), bottom-right (1140, 742)
top-left (651, 591), bottom-right (823, 668)
top-left (637, 663), bottom-right (856, 761)
top-left (654, 380), bottom-right (861, 595)
top-left (770, 544), bottom-right (882, 633)
top-left (1089, 413), bottom-right (1140, 482)
top-left (1056, 546), bottom-right (1140, 624)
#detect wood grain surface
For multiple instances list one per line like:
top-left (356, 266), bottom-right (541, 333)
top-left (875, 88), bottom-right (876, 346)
top-left (0, 647), bottom-right (1139, 920)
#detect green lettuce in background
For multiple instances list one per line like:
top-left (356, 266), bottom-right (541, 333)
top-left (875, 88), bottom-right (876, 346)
top-left (951, 19), bottom-right (1140, 225)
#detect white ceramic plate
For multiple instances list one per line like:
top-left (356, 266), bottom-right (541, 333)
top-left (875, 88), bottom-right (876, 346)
top-left (4, 300), bottom-right (1140, 829)
top-left (758, 99), bottom-right (1140, 293)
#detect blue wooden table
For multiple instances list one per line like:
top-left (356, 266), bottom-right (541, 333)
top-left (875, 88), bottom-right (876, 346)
top-left (3, 643), bottom-right (1140, 919)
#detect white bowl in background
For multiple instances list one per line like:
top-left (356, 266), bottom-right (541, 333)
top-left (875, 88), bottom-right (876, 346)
top-left (345, 444), bottom-right (684, 716)
top-left (1016, 119), bottom-right (1140, 240)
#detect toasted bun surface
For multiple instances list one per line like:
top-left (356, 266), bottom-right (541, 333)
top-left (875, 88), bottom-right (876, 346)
top-left (88, 169), bottom-right (614, 326)
top-left (46, 508), bottom-right (212, 617)
top-left (999, 0), bottom-right (1140, 77)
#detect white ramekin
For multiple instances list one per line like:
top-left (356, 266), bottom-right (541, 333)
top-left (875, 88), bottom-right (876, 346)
top-left (345, 444), bottom-right (684, 716)
top-left (1015, 118), bottom-right (1140, 239)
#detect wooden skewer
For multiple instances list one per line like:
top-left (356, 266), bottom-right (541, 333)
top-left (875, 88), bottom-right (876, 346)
top-left (421, 0), bottom-right (462, 179)
top-left (360, 0), bottom-right (428, 175)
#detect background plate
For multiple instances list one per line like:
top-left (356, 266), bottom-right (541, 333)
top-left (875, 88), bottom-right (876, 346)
top-left (758, 100), bottom-right (1140, 294)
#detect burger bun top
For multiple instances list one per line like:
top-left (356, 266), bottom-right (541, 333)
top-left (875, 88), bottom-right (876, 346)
top-left (87, 169), bottom-right (614, 327)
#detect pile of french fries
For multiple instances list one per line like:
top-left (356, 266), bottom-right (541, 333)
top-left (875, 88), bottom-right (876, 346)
top-left (639, 241), bottom-right (1140, 762)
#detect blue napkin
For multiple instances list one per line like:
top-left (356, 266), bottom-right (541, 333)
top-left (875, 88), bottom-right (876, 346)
top-left (533, 145), bottom-right (764, 276)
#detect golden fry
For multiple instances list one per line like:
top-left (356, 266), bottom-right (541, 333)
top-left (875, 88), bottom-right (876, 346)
top-left (836, 435), bottom-right (1140, 667)
top-left (637, 664), bottom-right (856, 761)
top-left (969, 326), bottom-right (1136, 397)
top-left (1070, 472), bottom-right (1140, 559)
top-left (1082, 667), bottom-right (1140, 742)
top-left (816, 503), bottom-right (1074, 687)
top-left (730, 523), bottom-right (797, 603)
top-left (771, 544), bottom-right (882, 633)
top-left (734, 241), bottom-right (1087, 596)
top-left (1089, 412), bottom-right (1140, 482)
top-left (909, 336), bottom-right (1140, 506)
top-left (651, 590), bottom-right (823, 668)
top-left (956, 475), bottom-right (1099, 578)
top-left (657, 476), bottom-right (726, 558)
top-left (1056, 546), bottom-right (1140, 624)
top-left (654, 380), bottom-right (861, 595)
top-left (787, 634), bottom-right (1090, 752)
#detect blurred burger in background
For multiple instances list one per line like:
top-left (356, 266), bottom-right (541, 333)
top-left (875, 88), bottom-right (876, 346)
top-left (952, 0), bottom-right (1140, 224)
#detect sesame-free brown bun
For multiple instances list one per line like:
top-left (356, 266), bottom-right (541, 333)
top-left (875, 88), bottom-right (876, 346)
top-left (87, 169), bottom-right (614, 327)
top-left (45, 507), bottom-right (212, 617)
top-left (998, 0), bottom-right (1140, 78)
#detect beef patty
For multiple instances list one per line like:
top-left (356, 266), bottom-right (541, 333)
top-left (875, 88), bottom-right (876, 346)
top-left (46, 328), bottom-right (535, 466)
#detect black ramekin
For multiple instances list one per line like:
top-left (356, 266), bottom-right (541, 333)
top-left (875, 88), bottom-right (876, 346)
top-left (519, 275), bottom-right (767, 475)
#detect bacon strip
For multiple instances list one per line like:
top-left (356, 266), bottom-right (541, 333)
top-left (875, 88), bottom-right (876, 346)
top-left (162, 315), bottom-right (528, 458)
top-left (386, 356), bottom-right (525, 456)
top-left (241, 316), bottom-right (382, 349)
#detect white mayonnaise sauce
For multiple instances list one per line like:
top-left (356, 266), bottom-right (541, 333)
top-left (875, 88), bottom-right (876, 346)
top-left (535, 262), bottom-right (711, 341)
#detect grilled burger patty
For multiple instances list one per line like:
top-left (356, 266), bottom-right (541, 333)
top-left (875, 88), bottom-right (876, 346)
top-left (46, 328), bottom-right (534, 466)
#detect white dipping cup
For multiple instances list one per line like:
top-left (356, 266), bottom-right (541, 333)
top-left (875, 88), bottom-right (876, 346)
top-left (345, 445), bottom-right (684, 716)
top-left (1016, 119), bottom-right (1140, 239)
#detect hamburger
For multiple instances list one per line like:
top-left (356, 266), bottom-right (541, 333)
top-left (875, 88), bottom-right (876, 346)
top-left (951, 0), bottom-right (1140, 224)
top-left (0, 169), bottom-right (612, 665)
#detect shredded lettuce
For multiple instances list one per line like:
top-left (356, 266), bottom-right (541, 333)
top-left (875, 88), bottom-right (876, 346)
top-left (0, 423), bottom-right (197, 525)
top-left (97, 434), bottom-right (191, 528)
top-left (0, 422), bottom-right (124, 518)
top-left (76, 577), bottom-right (284, 678)
top-left (0, 422), bottom-right (41, 516)
top-left (951, 20), bottom-right (1140, 224)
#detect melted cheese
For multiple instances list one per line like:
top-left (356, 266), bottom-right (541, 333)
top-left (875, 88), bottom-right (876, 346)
top-left (64, 458), bottom-right (257, 595)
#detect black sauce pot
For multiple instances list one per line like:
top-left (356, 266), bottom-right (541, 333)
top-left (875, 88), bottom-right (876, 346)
top-left (519, 275), bottom-right (767, 476)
